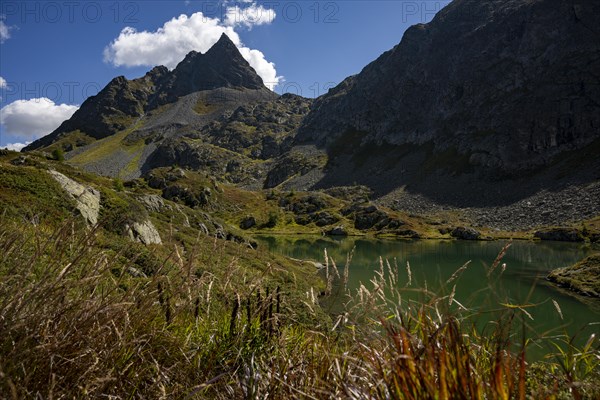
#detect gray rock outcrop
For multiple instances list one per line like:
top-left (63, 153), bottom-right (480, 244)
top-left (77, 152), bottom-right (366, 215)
top-left (126, 220), bottom-right (162, 245)
top-left (48, 170), bottom-right (100, 225)
top-left (138, 194), bottom-right (168, 213)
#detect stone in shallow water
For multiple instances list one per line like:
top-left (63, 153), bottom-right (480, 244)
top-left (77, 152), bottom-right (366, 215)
top-left (326, 225), bottom-right (348, 236)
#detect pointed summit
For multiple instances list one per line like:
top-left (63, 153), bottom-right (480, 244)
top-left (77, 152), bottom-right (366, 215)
top-left (210, 33), bottom-right (238, 51)
top-left (155, 34), bottom-right (266, 103)
top-left (204, 33), bottom-right (249, 67)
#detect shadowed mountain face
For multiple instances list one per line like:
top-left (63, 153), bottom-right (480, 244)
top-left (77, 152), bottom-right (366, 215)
top-left (24, 34), bottom-right (271, 152)
top-left (295, 0), bottom-right (600, 202)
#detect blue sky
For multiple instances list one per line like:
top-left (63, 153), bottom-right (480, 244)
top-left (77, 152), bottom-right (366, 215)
top-left (0, 0), bottom-right (449, 149)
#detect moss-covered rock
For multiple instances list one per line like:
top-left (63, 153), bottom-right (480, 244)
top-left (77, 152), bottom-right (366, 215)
top-left (547, 254), bottom-right (600, 298)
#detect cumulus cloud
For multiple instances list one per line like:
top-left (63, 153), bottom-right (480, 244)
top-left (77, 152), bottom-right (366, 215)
top-left (224, 3), bottom-right (276, 28)
top-left (103, 7), bottom-right (281, 89)
top-left (0, 76), bottom-right (6, 88)
top-left (0, 19), bottom-right (10, 43)
top-left (1, 141), bottom-right (31, 152)
top-left (0, 98), bottom-right (79, 140)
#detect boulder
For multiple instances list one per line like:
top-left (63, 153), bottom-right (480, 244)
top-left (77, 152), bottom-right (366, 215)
top-left (126, 220), bottom-right (162, 245)
top-left (240, 216), bottom-right (256, 230)
top-left (326, 225), bottom-right (348, 236)
top-left (450, 227), bottom-right (481, 240)
top-left (547, 254), bottom-right (600, 298)
top-left (138, 194), bottom-right (168, 213)
top-left (48, 170), bottom-right (100, 225)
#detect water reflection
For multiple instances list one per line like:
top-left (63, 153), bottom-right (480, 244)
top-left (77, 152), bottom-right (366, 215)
top-left (256, 235), bottom-right (600, 356)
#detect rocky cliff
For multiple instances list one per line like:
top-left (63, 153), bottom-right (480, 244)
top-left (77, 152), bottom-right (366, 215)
top-left (298, 0), bottom-right (600, 175)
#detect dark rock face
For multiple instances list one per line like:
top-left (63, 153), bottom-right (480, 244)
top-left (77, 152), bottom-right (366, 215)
top-left (194, 93), bottom-right (312, 160)
top-left (25, 34), bottom-right (271, 151)
top-left (342, 204), bottom-right (404, 231)
top-left (152, 34), bottom-right (266, 106)
top-left (25, 72), bottom-right (161, 149)
top-left (534, 228), bottom-right (585, 242)
top-left (298, 0), bottom-right (600, 176)
top-left (264, 149), bottom-right (323, 189)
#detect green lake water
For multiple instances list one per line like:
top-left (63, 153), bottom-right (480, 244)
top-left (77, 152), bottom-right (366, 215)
top-left (255, 235), bottom-right (600, 357)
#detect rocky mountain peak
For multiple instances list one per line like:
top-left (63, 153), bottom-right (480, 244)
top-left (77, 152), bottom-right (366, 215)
top-left (25, 33), bottom-right (272, 151)
top-left (152, 34), bottom-right (265, 104)
top-left (207, 33), bottom-right (240, 54)
top-left (144, 66), bottom-right (169, 82)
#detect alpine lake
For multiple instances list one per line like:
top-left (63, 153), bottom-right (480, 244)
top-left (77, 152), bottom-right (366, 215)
top-left (255, 235), bottom-right (600, 360)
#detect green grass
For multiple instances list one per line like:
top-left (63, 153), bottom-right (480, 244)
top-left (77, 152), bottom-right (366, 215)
top-left (193, 100), bottom-right (219, 115)
top-left (69, 119), bottom-right (145, 168)
top-left (0, 164), bottom-right (75, 223)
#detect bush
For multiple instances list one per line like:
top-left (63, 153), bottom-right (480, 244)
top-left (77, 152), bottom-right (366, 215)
top-left (52, 148), bottom-right (65, 161)
top-left (113, 178), bottom-right (125, 192)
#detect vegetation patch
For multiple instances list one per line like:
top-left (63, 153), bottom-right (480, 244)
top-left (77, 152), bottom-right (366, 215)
top-left (193, 100), bottom-right (219, 115)
top-left (0, 164), bottom-right (75, 223)
top-left (69, 119), bottom-right (145, 168)
top-left (548, 254), bottom-right (600, 297)
top-left (46, 130), bottom-right (95, 153)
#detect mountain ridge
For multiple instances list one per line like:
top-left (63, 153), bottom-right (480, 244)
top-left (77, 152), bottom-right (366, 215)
top-left (24, 33), bottom-right (270, 152)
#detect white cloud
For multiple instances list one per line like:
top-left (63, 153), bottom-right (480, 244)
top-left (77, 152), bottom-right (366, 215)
top-left (103, 8), bottom-right (282, 89)
top-left (0, 76), bottom-right (6, 88)
top-left (1, 141), bottom-right (31, 152)
top-left (0, 98), bottom-right (79, 140)
top-left (0, 19), bottom-right (10, 43)
top-left (224, 3), bottom-right (276, 29)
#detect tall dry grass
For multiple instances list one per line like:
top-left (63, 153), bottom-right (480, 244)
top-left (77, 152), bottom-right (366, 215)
top-left (1, 221), bottom-right (598, 399)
